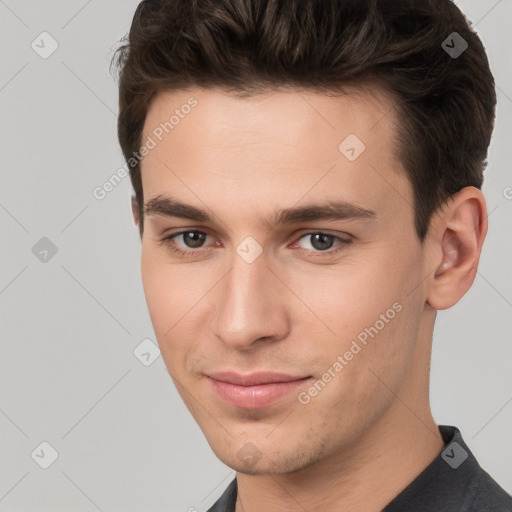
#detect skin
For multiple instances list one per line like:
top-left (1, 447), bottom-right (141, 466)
top-left (135, 85), bottom-right (487, 511)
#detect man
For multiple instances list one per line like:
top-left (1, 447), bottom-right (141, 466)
top-left (111, 0), bottom-right (512, 510)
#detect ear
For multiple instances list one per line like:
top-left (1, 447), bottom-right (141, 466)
top-left (131, 195), bottom-right (140, 227)
top-left (426, 187), bottom-right (487, 310)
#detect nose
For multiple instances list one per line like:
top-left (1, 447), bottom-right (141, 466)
top-left (212, 251), bottom-right (290, 350)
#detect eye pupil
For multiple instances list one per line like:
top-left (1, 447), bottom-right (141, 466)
top-left (183, 231), bottom-right (206, 248)
top-left (311, 233), bottom-right (334, 251)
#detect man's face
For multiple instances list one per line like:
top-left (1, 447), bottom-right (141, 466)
top-left (139, 86), bottom-right (431, 474)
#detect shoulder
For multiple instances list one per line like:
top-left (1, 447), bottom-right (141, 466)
top-left (465, 467), bottom-right (512, 512)
top-left (384, 425), bottom-right (512, 512)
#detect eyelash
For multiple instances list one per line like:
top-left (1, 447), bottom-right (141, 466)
top-left (159, 230), bottom-right (352, 258)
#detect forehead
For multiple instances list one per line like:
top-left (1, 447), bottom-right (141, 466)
top-left (140, 85), bottom-right (410, 225)
top-left (142, 85), bottom-right (398, 155)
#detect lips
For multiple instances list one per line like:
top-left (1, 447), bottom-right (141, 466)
top-left (206, 371), bottom-right (312, 409)
top-left (208, 371), bottom-right (308, 386)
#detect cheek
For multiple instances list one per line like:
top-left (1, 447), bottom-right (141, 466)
top-left (140, 248), bottom-right (209, 367)
top-left (298, 249), bottom-right (423, 390)
top-left (288, 247), bottom-right (422, 378)
top-left (288, 258), bottom-right (403, 340)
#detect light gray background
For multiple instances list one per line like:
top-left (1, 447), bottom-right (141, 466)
top-left (1, 1), bottom-right (511, 510)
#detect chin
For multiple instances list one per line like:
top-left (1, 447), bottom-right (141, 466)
top-left (212, 441), bottom-right (325, 476)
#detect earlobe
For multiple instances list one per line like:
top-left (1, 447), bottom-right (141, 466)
top-left (427, 187), bottom-right (487, 310)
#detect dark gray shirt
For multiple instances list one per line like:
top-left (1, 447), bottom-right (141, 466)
top-left (206, 425), bottom-right (512, 511)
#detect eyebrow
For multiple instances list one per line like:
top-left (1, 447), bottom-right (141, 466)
top-left (144, 195), bottom-right (376, 227)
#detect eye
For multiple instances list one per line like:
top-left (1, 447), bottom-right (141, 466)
top-left (175, 231), bottom-right (208, 248)
top-left (160, 230), bottom-right (213, 256)
top-left (292, 232), bottom-right (352, 256)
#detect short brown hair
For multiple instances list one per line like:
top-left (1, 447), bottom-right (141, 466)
top-left (111, 0), bottom-right (496, 240)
